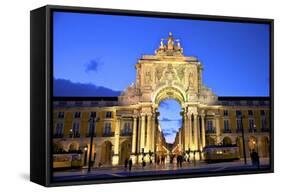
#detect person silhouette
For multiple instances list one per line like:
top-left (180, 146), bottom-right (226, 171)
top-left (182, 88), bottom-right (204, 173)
top-left (124, 158), bottom-right (128, 170)
top-left (128, 158), bottom-right (133, 171)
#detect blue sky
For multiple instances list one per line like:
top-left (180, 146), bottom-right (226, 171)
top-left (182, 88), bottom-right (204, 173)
top-left (53, 11), bottom-right (270, 143)
top-left (158, 99), bottom-right (182, 143)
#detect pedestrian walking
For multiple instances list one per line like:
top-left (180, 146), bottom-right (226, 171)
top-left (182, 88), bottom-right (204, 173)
top-left (142, 158), bottom-right (146, 168)
top-left (179, 155), bottom-right (183, 168)
top-left (128, 158), bottom-right (133, 171)
top-left (124, 158), bottom-right (128, 170)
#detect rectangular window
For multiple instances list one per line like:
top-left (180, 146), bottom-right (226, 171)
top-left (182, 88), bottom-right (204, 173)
top-left (223, 110), bottom-right (228, 116)
top-left (74, 112), bottom-right (81, 118)
top-left (249, 119), bottom-right (254, 129)
top-left (224, 119), bottom-right (230, 132)
top-left (261, 118), bottom-right (267, 129)
top-left (236, 110), bottom-right (242, 117)
top-left (261, 118), bottom-right (266, 129)
top-left (55, 123), bottom-right (63, 135)
top-left (105, 111), bottom-right (112, 118)
top-left (72, 122), bottom-right (80, 136)
top-left (90, 112), bottom-right (96, 118)
top-left (207, 120), bottom-right (214, 132)
top-left (248, 119), bottom-right (256, 132)
top-left (88, 122), bottom-right (96, 136)
top-left (58, 112), bottom-right (64, 118)
top-left (122, 122), bottom-right (132, 135)
top-left (104, 122), bottom-right (112, 134)
top-left (236, 119), bottom-right (242, 131)
top-left (248, 110), bottom-right (253, 116)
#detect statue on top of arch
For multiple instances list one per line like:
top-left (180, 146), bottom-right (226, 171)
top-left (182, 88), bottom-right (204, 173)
top-left (155, 32), bottom-right (184, 56)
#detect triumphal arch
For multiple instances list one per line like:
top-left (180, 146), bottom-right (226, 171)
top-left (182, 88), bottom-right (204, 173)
top-left (118, 32), bottom-right (219, 163)
top-left (53, 32), bottom-right (270, 167)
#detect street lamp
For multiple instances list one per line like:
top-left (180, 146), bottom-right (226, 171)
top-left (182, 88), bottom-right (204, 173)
top-left (253, 140), bottom-right (259, 154)
top-left (88, 116), bottom-right (99, 173)
top-left (69, 129), bottom-right (73, 138)
top-left (84, 147), bottom-right (88, 166)
top-left (239, 115), bottom-right (247, 164)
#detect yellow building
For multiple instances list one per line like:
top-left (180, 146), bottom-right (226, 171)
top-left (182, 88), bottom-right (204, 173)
top-left (52, 33), bottom-right (270, 168)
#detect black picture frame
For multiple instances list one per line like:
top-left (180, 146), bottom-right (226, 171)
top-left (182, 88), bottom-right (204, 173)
top-left (30, 5), bottom-right (274, 187)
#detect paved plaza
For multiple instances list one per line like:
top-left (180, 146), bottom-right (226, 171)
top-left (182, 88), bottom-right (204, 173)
top-left (53, 158), bottom-right (270, 182)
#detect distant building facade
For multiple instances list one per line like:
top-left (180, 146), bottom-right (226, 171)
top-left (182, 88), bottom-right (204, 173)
top-left (53, 33), bottom-right (270, 167)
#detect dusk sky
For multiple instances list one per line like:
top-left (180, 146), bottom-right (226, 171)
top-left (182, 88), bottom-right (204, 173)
top-left (53, 11), bottom-right (270, 143)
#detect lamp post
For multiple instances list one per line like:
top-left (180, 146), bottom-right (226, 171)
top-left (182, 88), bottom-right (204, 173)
top-left (253, 140), bottom-right (259, 154)
top-left (84, 147), bottom-right (88, 166)
top-left (88, 116), bottom-right (99, 173)
top-left (69, 129), bottom-right (73, 138)
top-left (240, 115), bottom-right (247, 164)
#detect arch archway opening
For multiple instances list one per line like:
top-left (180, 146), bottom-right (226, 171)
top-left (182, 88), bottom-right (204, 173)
top-left (260, 136), bottom-right (269, 157)
top-left (100, 141), bottom-right (113, 166)
top-left (157, 99), bottom-right (183, 147)
top-left (153, 86), bottom-right (186, 108)
top-left (206, 136), bottom-right (216, 146)
top-left (248, 136), bottom-right (258, 153)
top-left (222, 137), bottom-right (232, 146)
top-left (119, 140), bottom-right (131, 165)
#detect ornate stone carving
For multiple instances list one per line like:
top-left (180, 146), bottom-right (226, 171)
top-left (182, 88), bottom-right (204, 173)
top-left (155, 32), bottom-right (184, 56)
top-left (118, 32), bottom-right (217, 106)
top-left (155, 66), bottom-right (164, 82)
top-left (188, 72), bottom-right (194, 89)
top-left (176, 66), bottom-right (185, 81)
top-left (165, 64), bottom-right (176, 81)
top-left (145, 71), bottom-right (152, 84)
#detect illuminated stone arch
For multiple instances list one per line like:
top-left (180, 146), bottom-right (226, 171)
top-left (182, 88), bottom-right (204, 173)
top-left (68, 141), bottom-right (79, 152)
top-left (236, 136), bottom-right (243, 157)
top-left (206, 136), bottom-right (216, 146)
top-left (53, 141), bottom-right (64, 153)
top-left (119, 140), bottom-right (131, 165)
top-left (248, 136), bottom-right (258, 152)
top-left (152, 86), bottom-right (187, 107)
top-left (260, 136), bottom-right (270, 157)
top-left (100, 140), bottom-right (113, 165)
top-left (222, 136), bottom-right (232, 146)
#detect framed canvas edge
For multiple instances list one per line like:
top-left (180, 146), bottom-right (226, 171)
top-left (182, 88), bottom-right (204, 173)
top-left (30, 4), bottom-right (274, 187)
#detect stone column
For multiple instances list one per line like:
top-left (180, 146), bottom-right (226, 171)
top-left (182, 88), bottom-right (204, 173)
top-left (197, 116), bottom-right (201, 150)
top-left (131, 116), bottom-right (137, 164)
top-left (137, 115), bottom-right (142, 162)
top-left (184, 113), bottom-right (189, 151)
top-left (140, 114), bottom-right (146, 154)
top-left (201, 114), bottom-right (206, 148)
top-left (178, 129), bottom-right (182, 152)
top-left (215, 115), bottom-right (221, 144)
top-left (188, 114), bottom-right (192, 149)
top-left (137, 116), bottom-right (141, 154)
top-left (151, 115), bottom-right (156, 154)
top-left (193, 114), bottom-right (199, 150)
top-left (146, 113), bottom-right (152, 152)
top-left (112, 117), bottom-right (121, 165)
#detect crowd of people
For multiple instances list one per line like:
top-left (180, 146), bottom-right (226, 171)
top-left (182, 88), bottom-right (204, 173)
top-left (122, 150), bottom-right (261, 172)
top-left (123, 153), bottom-right (193, 171)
